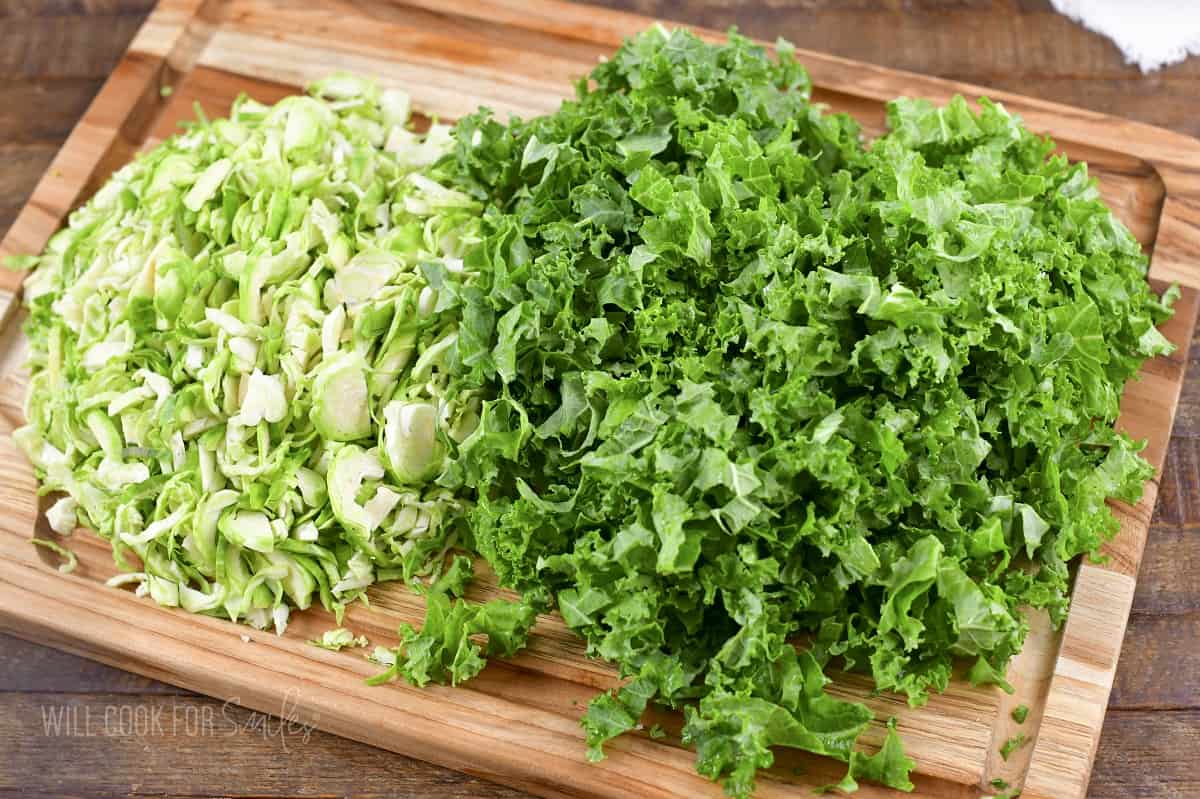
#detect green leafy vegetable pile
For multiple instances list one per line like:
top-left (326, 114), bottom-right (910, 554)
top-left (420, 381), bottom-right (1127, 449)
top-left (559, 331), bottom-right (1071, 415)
top-left (425, 26), bottom-right (1173, 795)
top-left (16, 76), bottom-right (483, 632)
top-left (13, 25), bottom-right (1176, 799)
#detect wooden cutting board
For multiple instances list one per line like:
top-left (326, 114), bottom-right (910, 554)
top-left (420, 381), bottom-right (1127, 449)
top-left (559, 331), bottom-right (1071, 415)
top-left (1, 2), bottom-right (1199, 797)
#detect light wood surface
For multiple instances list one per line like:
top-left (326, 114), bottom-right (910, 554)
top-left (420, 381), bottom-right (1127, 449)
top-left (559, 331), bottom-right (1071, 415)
top-left (2, 2), bottom-right (1199, 798)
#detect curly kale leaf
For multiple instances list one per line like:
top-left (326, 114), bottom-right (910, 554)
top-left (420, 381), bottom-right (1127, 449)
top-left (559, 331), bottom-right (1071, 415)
top-left (433, 26), bottom-right (1171, 797)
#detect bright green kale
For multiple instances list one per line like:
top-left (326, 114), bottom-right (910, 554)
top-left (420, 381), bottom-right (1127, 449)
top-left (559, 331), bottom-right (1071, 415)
top-left (417, 25), bottom-right (1172, 797)
top-left (368, 582), bottom-right (537, 687)
top-left (1000, 733), bottom-right (1029, 761)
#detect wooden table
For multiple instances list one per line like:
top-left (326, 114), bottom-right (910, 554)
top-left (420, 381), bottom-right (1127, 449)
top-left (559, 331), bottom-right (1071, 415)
top-left (1, 2), bottom-right (1197, 797)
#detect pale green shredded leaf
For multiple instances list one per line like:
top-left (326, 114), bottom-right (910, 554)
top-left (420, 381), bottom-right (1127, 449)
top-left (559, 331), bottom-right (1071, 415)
top-left (1, 254), bottom-right (38, 271)
top-left (16, 73), bottom-right (480, 635)
top-left (31, 537), bottom-right (78, 574)
top-left (309, 627), bottom-right (369, 651)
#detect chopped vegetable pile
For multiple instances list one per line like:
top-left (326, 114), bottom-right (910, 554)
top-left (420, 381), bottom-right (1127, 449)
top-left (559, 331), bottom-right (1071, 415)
top-left (13, 26), bottom-right (1175, 799)
top-left (16, 76), bottom-right (483, 632)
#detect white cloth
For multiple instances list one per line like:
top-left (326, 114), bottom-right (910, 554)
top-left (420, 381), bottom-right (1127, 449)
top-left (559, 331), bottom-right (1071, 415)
top-left (1051, 0), bottom-right (1200, 72)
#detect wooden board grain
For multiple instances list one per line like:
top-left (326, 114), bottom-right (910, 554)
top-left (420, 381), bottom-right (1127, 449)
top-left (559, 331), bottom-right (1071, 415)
top-left (1, 2), bottom-right (1199, 798)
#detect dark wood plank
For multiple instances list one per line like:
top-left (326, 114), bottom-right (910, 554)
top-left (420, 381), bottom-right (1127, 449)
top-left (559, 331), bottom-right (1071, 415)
top-left (0, 81), bottom-right (102, 143)
top-left (0, 1), bottom-right (155, 16)
top-left (1090, 711), bottom-right (1200, 799)
top-left (1136, 525), bottom-right (1200, 612)
top-left (0, 2), bottom-right (154, 240)
top-left (0, 143), bottom-right (62, 236)
top-left (0, 14), bottom-right (150, 78)
top-left (1109, 615), bottom-right (1200, 710)
top-left (1165, 350), bottom-right (1200, 441)
top-left (0, 633), bottom-right (182, 695)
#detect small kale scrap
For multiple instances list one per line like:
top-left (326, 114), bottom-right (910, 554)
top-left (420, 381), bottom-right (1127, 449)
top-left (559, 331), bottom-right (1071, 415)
top-left (367, 589), bottom-right (537, 686)
top-left (1000, 733), bottom-right (1029, 761)
top-left (411, 27), bottom-right (1172, 797)
top-left (369, 556), bottom-right (538, 687)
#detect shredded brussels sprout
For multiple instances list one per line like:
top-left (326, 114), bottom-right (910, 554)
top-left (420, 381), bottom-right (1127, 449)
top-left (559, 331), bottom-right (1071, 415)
top-left (309, 626), bottom-right (369, 651)
top-left (16, 75), bottom-right (480, 630)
